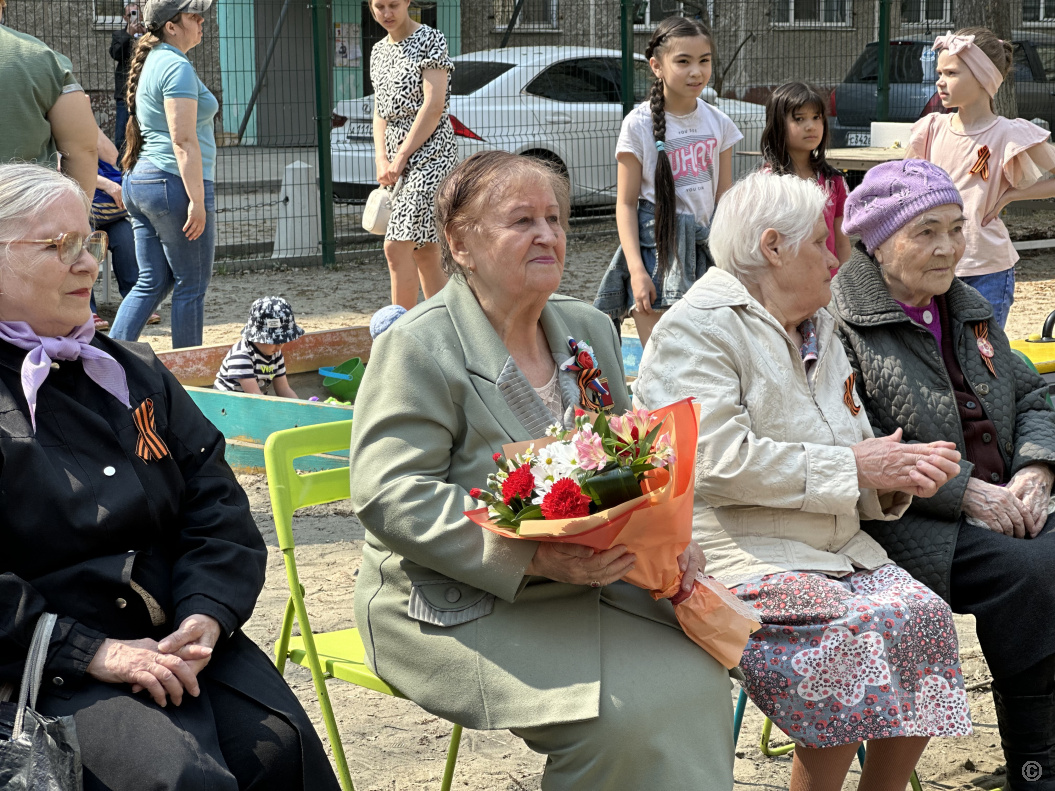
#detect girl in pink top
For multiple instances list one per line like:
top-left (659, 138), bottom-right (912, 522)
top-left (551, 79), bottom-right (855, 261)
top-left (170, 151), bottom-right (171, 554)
top-left (761, 82), bottom-right (850, 276)
top-left (908, 26), bottom-right (1055, 327)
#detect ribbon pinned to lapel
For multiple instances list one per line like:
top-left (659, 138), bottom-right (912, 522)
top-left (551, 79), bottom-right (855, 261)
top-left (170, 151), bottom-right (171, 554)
top-left (973, 322), bottom-right (998, 378)
top-left (844, 373), bottom-right (861, 417)
top-left (133, 398), bottom-right (170, 462)
top-left (559, 337), bottom-right (611, 410)
top-left (969, 145), bottom-right (991, 181)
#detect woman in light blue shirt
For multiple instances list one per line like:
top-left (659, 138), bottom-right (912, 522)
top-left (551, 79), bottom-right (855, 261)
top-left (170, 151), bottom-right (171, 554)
top-left (111, 0), bottom-right (217, 348)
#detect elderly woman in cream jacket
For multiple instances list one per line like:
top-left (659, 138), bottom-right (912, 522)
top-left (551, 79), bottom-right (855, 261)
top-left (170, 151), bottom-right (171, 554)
top-left (635, 171), bottom-right (971, 791)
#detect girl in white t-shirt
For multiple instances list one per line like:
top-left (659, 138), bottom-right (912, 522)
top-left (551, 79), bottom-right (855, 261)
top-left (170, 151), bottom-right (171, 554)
top-left (593, 16), bottom-right (742, 347)
top-left (907, 26), bottom-right (1055, 327)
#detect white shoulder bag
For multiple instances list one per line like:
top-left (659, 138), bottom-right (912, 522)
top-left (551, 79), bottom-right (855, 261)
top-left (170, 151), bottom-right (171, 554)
top-left (361, 177), bottom-right (403, 235)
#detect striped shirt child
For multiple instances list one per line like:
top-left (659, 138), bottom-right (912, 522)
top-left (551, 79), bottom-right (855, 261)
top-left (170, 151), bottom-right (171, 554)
top-left (214, 338), bottom-right (287, 394)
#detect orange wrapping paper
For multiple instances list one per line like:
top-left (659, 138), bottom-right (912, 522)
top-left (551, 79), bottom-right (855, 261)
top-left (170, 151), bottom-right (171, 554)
top-left (466, 398), bottom-right (760, 669)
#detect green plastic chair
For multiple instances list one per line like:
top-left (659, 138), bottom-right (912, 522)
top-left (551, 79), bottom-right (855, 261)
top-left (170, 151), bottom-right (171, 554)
top-left (265, 420), bottom-right (464, 791)
top-left (733, 688), bottom-right (923, 791)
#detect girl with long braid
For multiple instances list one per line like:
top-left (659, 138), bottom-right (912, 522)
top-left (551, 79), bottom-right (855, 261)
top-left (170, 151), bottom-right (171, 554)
top-left (594, 16), bottom-right (741, 347)
top-left (109, 0), bottom-right (218, 348)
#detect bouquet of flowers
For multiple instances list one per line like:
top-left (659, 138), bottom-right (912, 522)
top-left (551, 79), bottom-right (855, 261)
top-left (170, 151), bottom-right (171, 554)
top-left (465, 398), bottom-right (760, 669)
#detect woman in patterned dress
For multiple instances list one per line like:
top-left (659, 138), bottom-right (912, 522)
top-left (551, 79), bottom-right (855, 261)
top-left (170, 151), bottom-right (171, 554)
top-left (369, 0), bottom-right (458, 309)
top-left (635, 171), bottom-right (973, 791)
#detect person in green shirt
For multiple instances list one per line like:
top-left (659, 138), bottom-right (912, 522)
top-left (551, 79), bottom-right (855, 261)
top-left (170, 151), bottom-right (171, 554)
top-left (0, 24), bottom-right (97, 197)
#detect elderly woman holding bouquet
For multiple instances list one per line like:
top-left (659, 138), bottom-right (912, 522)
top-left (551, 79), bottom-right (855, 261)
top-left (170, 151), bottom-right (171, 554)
top-left (348, 150), bottom-right (736, 790)
top-left (831, 160), bottom-right (1055, 790)
top-left (635, 170), bottom-right (971, 791)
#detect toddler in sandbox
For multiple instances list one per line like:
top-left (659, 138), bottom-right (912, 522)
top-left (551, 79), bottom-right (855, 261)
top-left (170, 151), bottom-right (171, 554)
top-left (214, 296), bottom-right (305, 398)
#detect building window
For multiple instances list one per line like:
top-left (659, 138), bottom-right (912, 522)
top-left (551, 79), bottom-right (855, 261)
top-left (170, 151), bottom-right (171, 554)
top-left (771, 0), bottom-right (852, 26)
top-left (633, 0), bottom-right (683, 29)
top-left (493, 0), bottom-right (559, 29)
top-left (902, 0), bottom-right (952, 25)
top-left (1024, 0), bottom-right (1055, 22)
top-left (94, 0), bottom-right (126, 25)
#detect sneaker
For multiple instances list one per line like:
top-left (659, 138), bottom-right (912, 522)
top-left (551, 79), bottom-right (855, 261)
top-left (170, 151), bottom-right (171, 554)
top-left (92, 313), bottom-right (110, 332)
top-left (146, 313), bottom-right (161, 325)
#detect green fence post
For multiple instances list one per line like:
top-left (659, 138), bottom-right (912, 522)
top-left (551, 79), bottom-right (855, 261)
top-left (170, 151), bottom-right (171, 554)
top-left (621, 0), bottom-right (634, 118)
top-left (876, 0), bottom-right (891, 123)
top-left (311, 0), bottom-right (337, 267)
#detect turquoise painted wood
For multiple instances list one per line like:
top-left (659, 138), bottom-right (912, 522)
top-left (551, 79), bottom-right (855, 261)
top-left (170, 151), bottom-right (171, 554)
top-left (621, 335), bottom-right (643, 378)
top-left (187, 386), bottom-right (353, 473)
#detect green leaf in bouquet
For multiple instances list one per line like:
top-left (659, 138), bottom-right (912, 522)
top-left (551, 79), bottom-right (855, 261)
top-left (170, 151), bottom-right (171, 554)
top-left (515, 504), bottom-right (543, 521)
top-left (492, 503), bottom-right (519, 524)
top-left (579, 466), bottom-right (644, 510)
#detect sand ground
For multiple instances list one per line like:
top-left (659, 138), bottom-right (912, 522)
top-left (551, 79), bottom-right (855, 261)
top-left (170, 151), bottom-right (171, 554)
top-left (112, 220), bottom-right (1055, 790)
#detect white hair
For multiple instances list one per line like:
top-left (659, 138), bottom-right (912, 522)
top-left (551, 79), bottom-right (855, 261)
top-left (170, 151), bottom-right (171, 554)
top-left (0, 163), bottom-right (90, 276)
top-left (708, 170), bottom-right (828, 284)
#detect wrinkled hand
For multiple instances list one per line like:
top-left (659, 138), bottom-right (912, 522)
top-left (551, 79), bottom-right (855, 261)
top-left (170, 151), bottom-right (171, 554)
top-left (1007, 464), bottom-right (1054, 535)
top-left (87, 636), bottom-right (211, 707)
top-left (963, 477), bottom-right (1036, 538)
top-left (158, 614), bottom-right (222, 677)
top-left (183, 200), bottom-right (206, 241)
top-left (630, 270), bottom-right (657, 316)
top-left (676, 541), bottom-right (706, 595)
top-left (526, 543), bottom-right (636, 587)
top-left (852, 428), bottom-right (962, 496)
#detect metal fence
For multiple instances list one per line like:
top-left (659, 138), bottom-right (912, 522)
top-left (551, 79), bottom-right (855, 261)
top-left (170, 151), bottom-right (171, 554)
top-left (6, 0), bottom-right (1052, 269)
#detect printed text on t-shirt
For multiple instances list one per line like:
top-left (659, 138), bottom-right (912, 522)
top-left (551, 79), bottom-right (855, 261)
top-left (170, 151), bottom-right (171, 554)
top-left (666, 135), bottom-right (718, 184)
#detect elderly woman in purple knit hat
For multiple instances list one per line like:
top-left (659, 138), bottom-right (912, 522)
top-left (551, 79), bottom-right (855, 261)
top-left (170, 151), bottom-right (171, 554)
top-left (831, 158), bottom-right (1055, 790)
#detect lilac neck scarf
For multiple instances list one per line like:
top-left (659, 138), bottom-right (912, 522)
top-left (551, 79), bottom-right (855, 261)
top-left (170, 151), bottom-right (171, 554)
top-left (0, 319), bottom-right (131, 433)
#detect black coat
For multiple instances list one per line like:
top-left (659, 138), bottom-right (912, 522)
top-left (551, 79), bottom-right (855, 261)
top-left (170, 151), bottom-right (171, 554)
top-left (0, 335), bottom-right (337, 790)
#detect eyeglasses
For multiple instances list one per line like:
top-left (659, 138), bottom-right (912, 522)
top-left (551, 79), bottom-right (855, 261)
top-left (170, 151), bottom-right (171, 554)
top-left (3, 231), bottom-right (109, 266)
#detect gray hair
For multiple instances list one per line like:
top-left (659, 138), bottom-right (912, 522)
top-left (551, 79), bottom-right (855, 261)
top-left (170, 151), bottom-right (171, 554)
top-left (0, 163), bottom-right (90, 276)
top-left (708, 170), bottom-right (828, 284)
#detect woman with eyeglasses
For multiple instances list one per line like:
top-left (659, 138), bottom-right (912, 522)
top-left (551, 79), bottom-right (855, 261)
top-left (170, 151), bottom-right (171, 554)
top-left (0, 163), bottom-right (341, 791)
top-left (109, 0), bottom-right (217, 348)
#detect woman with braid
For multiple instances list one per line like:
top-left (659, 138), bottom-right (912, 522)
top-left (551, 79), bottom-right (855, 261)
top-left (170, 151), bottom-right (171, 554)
top-left (594, 16), bottom-right (741, 347)
top-left (109, 0), bottom-right (217, 348)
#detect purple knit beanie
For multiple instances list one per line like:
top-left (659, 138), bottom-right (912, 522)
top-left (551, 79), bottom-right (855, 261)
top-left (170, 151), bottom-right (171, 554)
top-left (843, 159), bottom-right (963, 254)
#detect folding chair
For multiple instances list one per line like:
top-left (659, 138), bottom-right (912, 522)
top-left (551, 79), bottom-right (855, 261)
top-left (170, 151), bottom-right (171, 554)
top-left (265, 420), bottom-right (463, 791)
top-left (733, 687), bottom-right (923, 791)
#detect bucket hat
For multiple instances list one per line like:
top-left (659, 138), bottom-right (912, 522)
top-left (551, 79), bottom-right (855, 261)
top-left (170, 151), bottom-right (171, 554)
top-left (242, 297), bottom-right (305, 345)
top-left (142, 0), bottom-right (213, 30)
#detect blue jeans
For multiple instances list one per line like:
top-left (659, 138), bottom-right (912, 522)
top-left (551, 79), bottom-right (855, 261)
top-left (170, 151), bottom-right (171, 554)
top-left (90, 217), bottom-right (138, 313)
top-left (961, 269), bottom-right (1015, 328)
top-left (111, 162), bottom-right (216, 347)
top-left (114, 99), bottom-right (129, 155)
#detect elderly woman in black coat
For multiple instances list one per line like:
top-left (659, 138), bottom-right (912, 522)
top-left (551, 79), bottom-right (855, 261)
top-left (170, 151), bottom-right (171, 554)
top-left (0, 162), bottom-right (340, 791)
top-left (830, 159), bottom-right (1055, 791)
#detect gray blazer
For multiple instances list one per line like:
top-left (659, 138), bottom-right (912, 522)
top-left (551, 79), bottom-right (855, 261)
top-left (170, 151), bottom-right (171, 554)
top-left (347, 277), bottom-right (688, 731)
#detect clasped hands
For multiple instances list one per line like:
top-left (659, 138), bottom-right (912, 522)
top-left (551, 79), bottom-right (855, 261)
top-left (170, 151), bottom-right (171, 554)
top-left (963, 464), bottom-right (1054, 539)
top-left (852, 428), bottom-right (962, 497)
top-left (86, 613), bottom-right (221, 707)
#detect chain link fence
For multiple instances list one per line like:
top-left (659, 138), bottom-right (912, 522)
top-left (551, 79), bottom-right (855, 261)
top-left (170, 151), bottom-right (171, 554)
top-left (7, 0), bottom-right (1053, 269)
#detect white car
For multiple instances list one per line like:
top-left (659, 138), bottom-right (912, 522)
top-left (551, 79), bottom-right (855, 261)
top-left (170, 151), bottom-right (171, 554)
top-left (331, 46), bottom-right (764, 206)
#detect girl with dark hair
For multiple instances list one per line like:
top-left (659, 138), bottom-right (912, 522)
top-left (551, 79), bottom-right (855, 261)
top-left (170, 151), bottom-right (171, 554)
top-left (907, 26), bottom-right (1055, 327)
top-left (593, 16), bottom-right (741, 348)
top-left (761, 81), bottom-right (850, 273)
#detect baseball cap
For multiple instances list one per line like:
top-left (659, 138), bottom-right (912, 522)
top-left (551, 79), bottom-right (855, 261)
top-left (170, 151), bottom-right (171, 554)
top-left (142, 0), bottom-right (213, 30)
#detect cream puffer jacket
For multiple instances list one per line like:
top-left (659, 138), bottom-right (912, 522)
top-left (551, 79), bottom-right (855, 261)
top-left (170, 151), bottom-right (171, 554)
top-left (633, 267), bottom-right (910, 587)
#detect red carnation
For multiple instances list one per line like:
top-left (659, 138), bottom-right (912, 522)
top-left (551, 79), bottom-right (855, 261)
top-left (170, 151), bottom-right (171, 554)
top-left (574, 408), bottom-right (586, 417)
top-left (541, 478), bottom-right (592, 519)
top-left (501, 465), bottom-right (535, 505)
top-left (469, 488), bottom-right (483, 499)
top-left (492, 452), bottom-right (503, 463)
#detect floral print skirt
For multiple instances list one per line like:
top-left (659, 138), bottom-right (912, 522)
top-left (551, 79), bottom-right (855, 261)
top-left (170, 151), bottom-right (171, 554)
top-left (730, 565), bottom-right (972, 748)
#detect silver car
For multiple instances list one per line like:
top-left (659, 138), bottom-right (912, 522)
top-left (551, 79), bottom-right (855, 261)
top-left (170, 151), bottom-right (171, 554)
top-left (331, 46), bottom-right (764, 205)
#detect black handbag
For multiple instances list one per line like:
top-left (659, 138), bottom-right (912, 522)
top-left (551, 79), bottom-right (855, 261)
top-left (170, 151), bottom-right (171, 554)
top-left (0, 613), bottom-right (83, 790)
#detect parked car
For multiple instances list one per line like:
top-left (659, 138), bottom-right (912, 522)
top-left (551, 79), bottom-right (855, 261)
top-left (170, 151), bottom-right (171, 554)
top-left (331, 46), bottom-right (765, 206)
top-left (830, 33), bottom-right (1055, 147)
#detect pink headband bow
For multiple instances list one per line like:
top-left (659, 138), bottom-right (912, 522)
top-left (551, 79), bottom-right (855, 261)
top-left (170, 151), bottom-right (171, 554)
top-left (932, 31), bottom-right (1004, 98)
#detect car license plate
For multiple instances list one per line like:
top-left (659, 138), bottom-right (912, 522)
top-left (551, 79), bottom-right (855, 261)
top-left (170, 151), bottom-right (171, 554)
top-left (346, 123), bottom-right (373, 141)
top-left (847, 132), bottom-right (871, 147)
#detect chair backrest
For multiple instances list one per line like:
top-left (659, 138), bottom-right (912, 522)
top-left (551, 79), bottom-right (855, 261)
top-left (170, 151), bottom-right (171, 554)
top-left (264, 420), bottom-right (354, 552)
